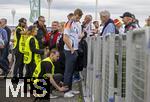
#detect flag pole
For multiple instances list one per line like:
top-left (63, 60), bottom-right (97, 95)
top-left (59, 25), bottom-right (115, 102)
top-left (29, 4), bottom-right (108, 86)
top-left (39, 0), bottom-right (41, 16)
top-left (95, 0), bottom-right (98, 20)
top-left (47, 0), bottom-right (53, 26)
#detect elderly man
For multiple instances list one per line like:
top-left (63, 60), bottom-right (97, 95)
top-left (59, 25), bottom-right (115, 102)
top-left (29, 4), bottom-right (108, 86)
top-left (120, 12), bottom-right (137, 33)
top-left (82, 15), bottom-right (93, 37)
top-left (100, 10), bottom-right (118, 36)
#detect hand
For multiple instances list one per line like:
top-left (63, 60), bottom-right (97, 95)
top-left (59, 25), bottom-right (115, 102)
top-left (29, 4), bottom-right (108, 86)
top-left (42, 37), bottom-right (45, 42)
top-left (59, 86), bottom-right (68, 92)
top-left (42, 25), bottom-right (46, 29)
top-left (59, 81), bottom-right (64, 86)
top-left (0, 45), bottom-right (4, 49)
top-left (71, 49), bottom-right (75, 54)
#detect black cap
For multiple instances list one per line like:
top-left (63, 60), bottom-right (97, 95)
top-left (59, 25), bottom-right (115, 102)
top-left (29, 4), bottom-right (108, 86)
top-left (132, 14), bottom-right (136, 19)
top-left (120, 12), bottom-right (133, 18)
top-left (19, 18), bottom-right (27, 23)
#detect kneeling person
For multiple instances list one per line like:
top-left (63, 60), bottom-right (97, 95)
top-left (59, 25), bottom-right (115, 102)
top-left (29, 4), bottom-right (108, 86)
top-left (32, 49), bottom-right (68, 99)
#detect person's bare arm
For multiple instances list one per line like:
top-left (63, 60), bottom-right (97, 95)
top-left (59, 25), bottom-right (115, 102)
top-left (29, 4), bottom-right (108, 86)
top-left (63, 34), bottom-right (74, 54)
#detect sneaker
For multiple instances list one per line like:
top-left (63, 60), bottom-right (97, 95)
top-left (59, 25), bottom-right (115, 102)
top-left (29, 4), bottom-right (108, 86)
top-left (70, 90), bottom-right (80, 94)
top-left (50, 94), bottom-right (58, 99)
top-left (64, 91), bottom-right (74, 98)
top-left (72, 73), bottom-right (81, 83)
top-left (72, 78), bottom-right (81, 83)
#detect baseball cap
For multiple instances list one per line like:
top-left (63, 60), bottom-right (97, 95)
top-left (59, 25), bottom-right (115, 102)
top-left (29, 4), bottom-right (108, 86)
top-left (120, 12), bottom-right (133, 18)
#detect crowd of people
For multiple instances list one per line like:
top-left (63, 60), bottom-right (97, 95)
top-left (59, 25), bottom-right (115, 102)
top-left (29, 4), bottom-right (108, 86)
top-left (0, 8), bottom-right (150, 100)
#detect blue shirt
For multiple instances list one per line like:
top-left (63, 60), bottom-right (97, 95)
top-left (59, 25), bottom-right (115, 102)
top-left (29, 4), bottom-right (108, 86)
top-left (102, 23), bottom-right (116, 36)
top-left (0, 28), bottom-right (8, 45)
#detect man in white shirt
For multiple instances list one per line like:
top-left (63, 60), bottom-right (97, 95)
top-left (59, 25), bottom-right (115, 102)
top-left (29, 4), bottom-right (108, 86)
top-left (63, 8), bottom-right (83, 97)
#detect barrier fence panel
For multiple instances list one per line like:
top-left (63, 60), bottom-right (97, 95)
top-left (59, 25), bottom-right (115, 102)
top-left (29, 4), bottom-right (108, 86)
top-left (108, 34), bottom-right (116, 100)
top-left (85, 37), bottom-right (95, 101)
top-left (114, 34), bottom-right (126, 102)
top-left (102, 35), bottom-right (111, 102)
top-left (114, 35), bottom-right (121, 102)
top-left (126, 28), bottom-right (150, 102)
top-left (92, 36), bottom-right (103, 102)
top-left (83, 28), bottom-right (150, 102)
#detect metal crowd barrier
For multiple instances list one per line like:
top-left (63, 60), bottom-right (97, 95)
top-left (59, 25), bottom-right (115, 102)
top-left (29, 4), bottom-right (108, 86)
top-left (126, 28), bottom-right (150, 102)
top-left (101, 35), bottom-right (114, 102)
top-left (92, 36), bottom-right (103, 102)
top-left (84, 37), bottom-right (94, 102)
top-left (82, 27), bottom-right (150, 102)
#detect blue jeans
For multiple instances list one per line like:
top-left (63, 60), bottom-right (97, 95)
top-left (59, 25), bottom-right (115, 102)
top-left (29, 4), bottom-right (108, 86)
top-left (63, 50), bottom-right (78, 90)
top-left (0, 46), bottom-right (9, 73)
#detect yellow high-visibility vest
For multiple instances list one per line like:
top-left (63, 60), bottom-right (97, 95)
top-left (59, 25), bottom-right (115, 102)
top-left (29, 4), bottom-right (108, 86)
top-left (24, 36), bottom-right (41, 66)
top-left (33, 57), bottom-right (55, 78)
top-left (31, 58), bottom-right (55, 97)
top-left (13, 26), bottom-right (27, 53)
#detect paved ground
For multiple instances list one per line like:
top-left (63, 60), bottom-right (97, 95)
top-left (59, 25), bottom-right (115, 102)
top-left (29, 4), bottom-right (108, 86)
top-left (0, 78), bottom-right (82, 102)
top-left (0, 54), bottom-right (84, 102)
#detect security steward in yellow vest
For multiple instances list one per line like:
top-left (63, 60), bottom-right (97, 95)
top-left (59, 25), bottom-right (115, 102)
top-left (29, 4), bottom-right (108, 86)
top-left (32, 49), bottom-right (68, 100)
top-left (24, 25), bottom-right (44, 78)
top-left (13, 18), bottom-right (28, 78)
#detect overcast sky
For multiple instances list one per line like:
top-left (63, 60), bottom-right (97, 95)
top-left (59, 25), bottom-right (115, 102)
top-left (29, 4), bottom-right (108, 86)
top-left (0, 0), bottom-right (150, 26)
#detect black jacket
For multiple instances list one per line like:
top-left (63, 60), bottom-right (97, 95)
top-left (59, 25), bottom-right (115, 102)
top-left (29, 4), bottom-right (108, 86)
top-left (75, 38), bottom-right (88, 71)
top-left (30, 38), bottom-right (44, 62)
top-left (34, 21), bottom-right (47, 49)
top-left (124, 22), bottom-right (136, 33)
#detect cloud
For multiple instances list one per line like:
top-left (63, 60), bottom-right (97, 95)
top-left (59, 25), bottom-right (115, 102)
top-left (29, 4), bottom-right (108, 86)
top-left (0, 0), bottom-right (150, 26)
top-left (0, 0), bottom-right (28, 5)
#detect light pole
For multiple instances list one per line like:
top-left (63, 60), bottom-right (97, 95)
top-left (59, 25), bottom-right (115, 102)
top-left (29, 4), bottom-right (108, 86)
top-left (95, 0), bottom-right (98, 20)
top-left (47, 0), bottom-right (52, 26)
top-left (11, 9), bottom-right (16, 26)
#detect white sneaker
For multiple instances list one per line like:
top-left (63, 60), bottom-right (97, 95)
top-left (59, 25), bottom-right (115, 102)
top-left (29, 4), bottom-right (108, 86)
top-left (70, 90), bottom-right (80, 94)
top-left (64, 91), bottom-right (74, 98)
top-left (50, 94), bottom-right (58, 99)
